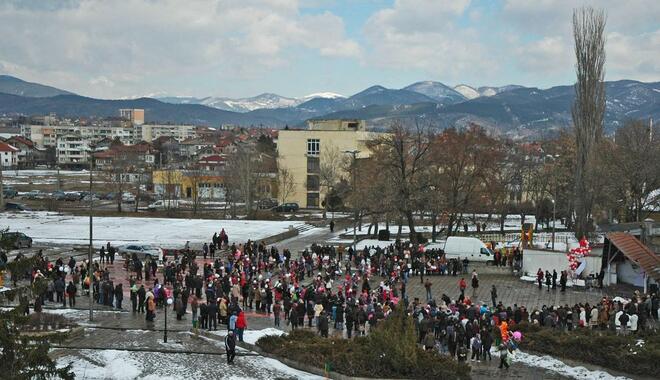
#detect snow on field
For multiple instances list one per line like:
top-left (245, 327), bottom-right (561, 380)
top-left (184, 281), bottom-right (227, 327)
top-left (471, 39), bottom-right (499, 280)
top-left (0, 212), bottom-right (302, 248)
top-left (3, 169), bottom-right (88, 177)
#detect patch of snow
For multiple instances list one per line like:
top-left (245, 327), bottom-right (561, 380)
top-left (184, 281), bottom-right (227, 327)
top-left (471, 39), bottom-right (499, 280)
top-left (0, 211), bottom-right (302, 248)
top-left (512, 350), bottom-right (630, 380)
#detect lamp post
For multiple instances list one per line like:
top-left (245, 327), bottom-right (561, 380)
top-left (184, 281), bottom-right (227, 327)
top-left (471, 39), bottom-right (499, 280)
top-left (164, 296), bottom-right (173, 343)
top-left (343, 150), bottom-right (360, 253)
top-left (88, 142), bottom-right (97, 322)
top-left (551, 198), bottom-right (556, 251)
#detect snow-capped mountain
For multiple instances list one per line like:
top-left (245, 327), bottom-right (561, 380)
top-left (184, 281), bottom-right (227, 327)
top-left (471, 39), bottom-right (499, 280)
top-left (453, 84), bottom-right (481, 100)
top-left (453, 84), bottom-right (526, 99)
top-left (157, 92), bottom-right (345, 113)
top-left (403, 81), bottom-right (466, 104)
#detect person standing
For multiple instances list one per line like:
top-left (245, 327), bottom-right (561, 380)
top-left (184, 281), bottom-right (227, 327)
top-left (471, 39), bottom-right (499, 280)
top-left (424, 279), bottom-right (433, 301)
top-left (273, 301), bottom-right (282, 327)
top-left (560, 271), bottom-right (567, 292)
top-left (114, 283), bottom-right (123, 309)
top-left (459, 278), bottom-right (467, 297)
top-left (498, 344), bottom-right (510, 369)
top-left (471, 270), bottom-right (479, 299)
top-left (318, 311), bottom-right (329, 338)
top-left (203, 243), bottom-right (208, 260)
top-left (552, 269), bottom-right (558, 290)
top-left (490, 285), bottom-right (498, 309)
top-left (208, 300), bottom-right (218, 330)
top-left (66, 281), bottom-right (77, 308)
top-left (225, 331), bottom-right (237, 365)
top-left (329, 220), bottom-right (335, 233)
top-left (545, 270), bottom-right (552, 292)
top-left (99, 246), bottom-right (106, 264)
top-left (236, 310), bottom-right (247, 342)
top-left (130, 283), bottom-right (138, 312)
top-left (137, 285), bottom-right (146, 313)
top-left (537, 268), bottom-right (544, 290)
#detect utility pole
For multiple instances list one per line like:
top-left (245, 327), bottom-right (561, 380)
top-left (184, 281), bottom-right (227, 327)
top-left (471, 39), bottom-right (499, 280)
top-left (88, 142), bottom-right (96, 322)
top-left (343, 150), bottom-right (360, 253)
top-left (551, 197), bottom-right (556, 251)
top-left (0, 162), bottom-right (4, 211)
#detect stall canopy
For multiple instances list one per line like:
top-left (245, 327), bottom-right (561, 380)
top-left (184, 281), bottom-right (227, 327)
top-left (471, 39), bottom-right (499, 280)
top-left (606, 232), bottom-right (660, 282)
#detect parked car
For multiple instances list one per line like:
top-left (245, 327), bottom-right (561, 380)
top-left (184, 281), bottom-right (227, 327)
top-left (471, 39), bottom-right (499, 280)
top-left (272, 202), bottom-right (299, 212)
top-left (117, 244), bottom-right (163, 261)
top-left (4, 202), bottom-right (31, 211)
top-left (122, 192), bottom-right (136, 203)
top-left (147, 199), bottom-right (180, 211)
top-left (50, 191), bottom-right (66, 201)
top-left (82, 193), bottom-right (100, 201)
top-left (0, 231), bottom-right (33, 249)
top-left (65, 192), bottom-right (81, 201)
top-left (258, 198), bottom-right (278, 210)
top-left (2, 186), bottom-right (17, 199)
top-left (24, 190), bottom-right (46, 200)
top-left (104, 192), bottom-right (117, 201)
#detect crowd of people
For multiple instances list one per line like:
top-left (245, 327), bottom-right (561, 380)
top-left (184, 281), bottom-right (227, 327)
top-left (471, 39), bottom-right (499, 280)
top-left (8, 230), bottom-right (660, 370)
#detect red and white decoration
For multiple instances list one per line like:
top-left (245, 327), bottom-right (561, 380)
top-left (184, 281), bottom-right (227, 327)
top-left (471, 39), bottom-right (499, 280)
top-left (567, 237), bottom-right (591, 271)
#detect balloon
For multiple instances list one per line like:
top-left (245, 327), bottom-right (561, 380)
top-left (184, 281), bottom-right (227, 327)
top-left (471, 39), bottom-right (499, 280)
top-left (513, 331), bottom-right (523, 341)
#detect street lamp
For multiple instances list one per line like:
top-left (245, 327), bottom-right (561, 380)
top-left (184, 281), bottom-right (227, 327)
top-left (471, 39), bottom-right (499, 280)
top-left (164, 296), bottom-right (173, 343)
top-left (551, 198), bottom-right (556, 251)
top-left (88, 141), bottom-right (97, 322)
top-left (343, 150), bottom-right (360, 254)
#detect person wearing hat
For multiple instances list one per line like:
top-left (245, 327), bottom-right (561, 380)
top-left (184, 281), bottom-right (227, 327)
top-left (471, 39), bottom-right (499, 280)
top-left (225, 330), bottom-right (237, 364)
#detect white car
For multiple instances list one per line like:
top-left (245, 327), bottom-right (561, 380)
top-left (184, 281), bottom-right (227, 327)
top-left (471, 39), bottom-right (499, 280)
top-left (117, 244), bottom-right (163, 262)
top-left (122, 192), bottom-right (136, 203)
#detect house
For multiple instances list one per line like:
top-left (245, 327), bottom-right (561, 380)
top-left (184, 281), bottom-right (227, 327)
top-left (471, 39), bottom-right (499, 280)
top-left (0, 141), bottom-right (19, 168)
top-left (6, 135), bottom-right (36, 168)
top-left (93, 142), bottom-right (156, 169)
top-left (179, 137), bottom-right (217, 158)
top-left (198, 154), bottom-right (227, 171)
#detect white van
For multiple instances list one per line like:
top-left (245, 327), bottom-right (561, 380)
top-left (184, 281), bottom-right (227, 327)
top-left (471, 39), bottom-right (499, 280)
top-left (147, 199), bottom-right (180, 211)
top-left (443, 236), bottom-right (493, 262)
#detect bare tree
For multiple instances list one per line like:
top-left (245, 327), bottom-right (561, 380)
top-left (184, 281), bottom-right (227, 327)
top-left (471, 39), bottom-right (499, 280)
top-left (105, 152), bottom-right (132, 213)
top-left (572, 6), bottom-right (607, 238)
top-left (225, 144), bottom-right (261, 219)
top-left (318, 143), bottom-right (348, 219)
top-left (277, 166), bottom-right (295, 205)
top-left (604, 120), bottom-right (660, 222)
top-left (372, 121), bottom-right (431, 244)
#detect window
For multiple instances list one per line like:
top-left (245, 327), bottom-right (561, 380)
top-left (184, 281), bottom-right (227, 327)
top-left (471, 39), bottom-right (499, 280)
top-left (307, 139), bottom-right (320, 156)
top-left (307, 157), bottom-right (320, 173)
top-left (307, 192), bottom-right (319, 207)
top-left (306, 175), bottom-right (319, 191)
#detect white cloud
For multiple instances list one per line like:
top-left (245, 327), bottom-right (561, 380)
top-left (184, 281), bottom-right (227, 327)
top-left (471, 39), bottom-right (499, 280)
top-left (362, 0), bottom-right (495, 83)
top-left (0, 0), bottom-right (359, 98)
top-left (607, 30), bottom-right (660, 82)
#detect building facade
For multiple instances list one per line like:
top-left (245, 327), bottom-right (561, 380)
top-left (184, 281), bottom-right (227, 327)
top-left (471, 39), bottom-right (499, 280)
top-left (135, 124), bottom-right (197, 142)
top-left (56, 134), bottom-right (89, 165)
top-left (277, 119), bottom-right (377, 208)
top-left (119, 109), bottom-right (145, 125)
top-left (0, 142), bottom-right (19, 168)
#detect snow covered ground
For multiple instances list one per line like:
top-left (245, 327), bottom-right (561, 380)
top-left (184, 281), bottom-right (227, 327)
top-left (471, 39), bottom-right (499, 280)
top-left (57, 347), bottom-right (322, 380)
top-left (0, 211), bottom-right (302, 248)
top-left (208, 327), bottom-right (285, 345)
top-left (509, 350), bottom-right (630, 380)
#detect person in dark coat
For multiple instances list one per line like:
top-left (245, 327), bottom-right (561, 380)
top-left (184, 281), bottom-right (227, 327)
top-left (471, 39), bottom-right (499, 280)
top-left (225, 330), bottom-right (237, 364)
top-left (54, 277), bottom-right (65, 305)
top-left (318, 311), bottom-right (329, 338)
top-left (114, 283), bottom-right (123, 309)
top-left (208, 300), bottom-right (218, 330)
top-left (137, 285), bottom-right (146, 313)
top-left (66, 281), bottom-right (77, 308)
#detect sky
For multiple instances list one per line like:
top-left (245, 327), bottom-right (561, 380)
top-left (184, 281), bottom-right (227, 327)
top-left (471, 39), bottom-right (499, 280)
top-left (0, 0), bottom-right (658, 99)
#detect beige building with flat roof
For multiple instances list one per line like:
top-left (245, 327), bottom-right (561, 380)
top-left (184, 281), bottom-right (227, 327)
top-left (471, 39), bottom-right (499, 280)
top-left (277, 119), bottom-right (378, 208)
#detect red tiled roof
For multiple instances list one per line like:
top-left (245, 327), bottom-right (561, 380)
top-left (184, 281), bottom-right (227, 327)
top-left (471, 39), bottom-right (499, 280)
top-left (607, 232), bottom-right (660, 282)
top-left (7, 135), bottom-right (35, 148)
top-left (0, 142), bottom-right (19, 152)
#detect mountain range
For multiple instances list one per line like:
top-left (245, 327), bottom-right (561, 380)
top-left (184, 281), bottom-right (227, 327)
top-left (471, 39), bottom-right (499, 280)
top-left (0, 74), bottom-right (658, 138)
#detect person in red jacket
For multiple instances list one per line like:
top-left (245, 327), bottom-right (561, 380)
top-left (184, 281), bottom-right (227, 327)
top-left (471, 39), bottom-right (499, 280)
top-left (459, 278), bottom-right (467, 297)
top-left (236, 310), bottom-right (247, 342)
top-left (537, 268), bottom-right (544, 290)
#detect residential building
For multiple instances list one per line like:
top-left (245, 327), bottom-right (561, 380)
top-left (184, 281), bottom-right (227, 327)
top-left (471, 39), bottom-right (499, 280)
top-left (277, 119), bottom-right (377, 208)
top-left (136, 124), bottom-right (197, 142)
top-left (21, 123), bottom-right (134, 148)
top-left (119, 109), bottom-right (145, 125)
top-left (0, 141), bottom-right (19, 168)
top-left (5, 136), bottom-right (36, 168)
top-left (56, 134), bottom-right (89, 166)
top-left (93, 142), bottom-right (156, 169)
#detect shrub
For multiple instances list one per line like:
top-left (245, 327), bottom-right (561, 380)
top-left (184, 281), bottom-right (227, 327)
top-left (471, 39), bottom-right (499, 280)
top-left (516, 322), bottom-right (660, 377)
top-left (257, 308), bottom-right (470, 379)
